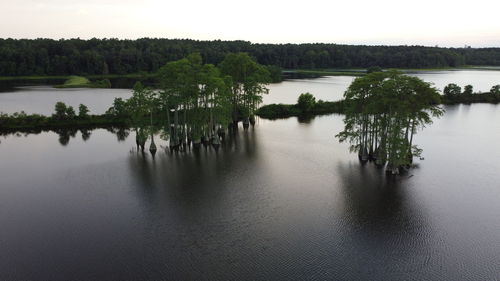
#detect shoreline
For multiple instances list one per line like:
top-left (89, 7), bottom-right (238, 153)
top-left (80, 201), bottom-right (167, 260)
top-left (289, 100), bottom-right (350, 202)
top-left (0, 73), bottom-right (156, 81)
top-left (255, 93), bottom-right (500, 119)
top-left (284, 66), bottom-right (500, 77)
top-left (1, 97), bottom-right (498, 131)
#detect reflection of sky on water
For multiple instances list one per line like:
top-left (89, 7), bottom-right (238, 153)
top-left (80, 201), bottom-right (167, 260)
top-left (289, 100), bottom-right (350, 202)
top-left (0, 95), bottom-right (499, 279)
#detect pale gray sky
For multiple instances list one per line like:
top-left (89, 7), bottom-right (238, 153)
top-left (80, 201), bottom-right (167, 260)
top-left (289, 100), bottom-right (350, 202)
top-left (1, 0), bottom-right (499, 47)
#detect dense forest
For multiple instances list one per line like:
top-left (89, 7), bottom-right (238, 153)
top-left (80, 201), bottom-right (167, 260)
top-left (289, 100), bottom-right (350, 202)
top-left (1, 38), bottom-right (500, 76)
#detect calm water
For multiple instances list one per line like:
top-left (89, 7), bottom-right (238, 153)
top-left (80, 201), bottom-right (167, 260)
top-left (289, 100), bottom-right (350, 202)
top-left (0, 104), bottom-right (499, 280)
top-left (1, 70), bottom-right (499, 115)
top-left (1, 71), bottom-right (500, 280)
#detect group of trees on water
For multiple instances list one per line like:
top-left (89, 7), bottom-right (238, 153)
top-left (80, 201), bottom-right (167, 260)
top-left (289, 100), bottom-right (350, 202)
top-left (442, 83), bottom-right (500, 103)
top-left (104, 52), bottom-right (270, 153)
top-left (1, 38), bottom-right (500, 76)
top-left (336, 71), bottom-right (444, 174)
top-left (53, 102), bottom-right (90, 120)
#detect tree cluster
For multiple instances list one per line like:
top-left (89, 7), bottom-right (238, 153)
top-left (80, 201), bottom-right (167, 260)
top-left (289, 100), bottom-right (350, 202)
top-left (297, 93), bottom-right (316, 113)
top-left (105, 52), bottom-right (270, 152)
top-left (442, 83), bottom-right (500, 103)
top-left (336, 71), bottom-right (444, 174)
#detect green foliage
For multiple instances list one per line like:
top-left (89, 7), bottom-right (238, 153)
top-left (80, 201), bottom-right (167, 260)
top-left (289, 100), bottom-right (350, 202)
top-left (1, 101), bottom-right (125, 130)
top-left (3, 38), bottom-right (500, 77)
top-left (53, 102), bottom-right (68, 120)
top-left (219, 53), bottom-right (271, 85)
top-left (94, 78), bottom-right (112, 88)
top-left (463, 85), bottom-right (473, 95)
top-left (55, 76), bottom-right (111, 88)
top-left (297, 93), bottom-right (316, 112)
top-left (51, 102), bottom-right (80, 120)
top-left (66, 106), bottom-right (76, 119)
top-left (336, 71), bottom-right (444, 172)
top-left (78, 104), bottom-right (90, 118)
top-left (1, 111), bottom-right (49, 129)
top-left (0, 51), bottom-right (268, 132)
top-left (256, 96), bottom-right (344, 119)
top-left (366, 66), bottom-right (383, 73)
top-left (0, 111), bottom-right (124, 130)
top-left (157, 53), bottom-right (232, 142)
top-left (441, 84), bottom-right (500, 104)
top-left (490, 85), bottom-right (500, 95)
top-left (442, 92), bottom-right (500, 104)
top-left (265, 65), bottom-right (283, 82)
top-left (127, 81), bottom-right (154, 126)
top-left (256, 104), bottom-right (301, 119)
top-left (219, 52), bottom-right (270, 120)
top-left (443, 83), bottom-right (462, 100)
top-left (491, 85), bottom-right (500, 95)
top-left (106, 98), bottom-right (129, 117)
top-left (63, 76), bottom-right (91, 86)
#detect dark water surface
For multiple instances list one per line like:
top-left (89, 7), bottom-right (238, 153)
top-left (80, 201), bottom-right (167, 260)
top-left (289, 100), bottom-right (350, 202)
top-left (1, 104), bottom-right (499, 280)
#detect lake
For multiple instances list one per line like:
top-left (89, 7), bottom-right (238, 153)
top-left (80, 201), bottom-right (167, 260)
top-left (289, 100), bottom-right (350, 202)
top-left (0, 71), bottom-right (499, 280)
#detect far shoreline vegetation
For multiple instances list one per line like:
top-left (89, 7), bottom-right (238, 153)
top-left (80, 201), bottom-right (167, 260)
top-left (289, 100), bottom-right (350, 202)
top-left (1, 65), bottom-right (498, 82)
top-left (0, 73), bottom-right (154, 81)
top-left (1, 38), bottom-right (500, 79)
top-left (282, 65), bottom-right (500, 77)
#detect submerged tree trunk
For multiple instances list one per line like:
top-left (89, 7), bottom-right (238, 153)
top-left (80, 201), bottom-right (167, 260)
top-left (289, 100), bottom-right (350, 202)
top-left (149, 133), bottom-right (157, 155)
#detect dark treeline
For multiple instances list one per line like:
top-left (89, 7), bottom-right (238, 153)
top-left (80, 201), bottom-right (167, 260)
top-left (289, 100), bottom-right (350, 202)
top-left (2, 38), bottom-right (500, 76)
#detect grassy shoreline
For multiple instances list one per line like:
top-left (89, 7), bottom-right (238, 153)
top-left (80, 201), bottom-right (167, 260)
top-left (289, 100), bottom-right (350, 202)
top-left (53, 76), bottom-right (112, 88)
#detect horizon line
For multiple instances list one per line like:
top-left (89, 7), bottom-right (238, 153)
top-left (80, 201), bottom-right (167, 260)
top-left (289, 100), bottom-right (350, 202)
top-left (1, 37), bottom-right (499, 49)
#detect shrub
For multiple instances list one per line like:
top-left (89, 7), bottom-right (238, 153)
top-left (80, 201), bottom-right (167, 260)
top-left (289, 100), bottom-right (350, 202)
top-left (297, 93), bottom-right (316, 113)
top-left (53, 102), bottom-right (68, 120)
top-left (78, 104), bottom-right (90, 118)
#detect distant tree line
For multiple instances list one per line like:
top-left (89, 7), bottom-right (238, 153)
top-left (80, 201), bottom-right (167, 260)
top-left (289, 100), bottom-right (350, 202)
top-left (1, 38), bottom-right (500, 76)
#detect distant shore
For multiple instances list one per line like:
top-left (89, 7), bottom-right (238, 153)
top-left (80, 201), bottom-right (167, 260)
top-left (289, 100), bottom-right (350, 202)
top-left (0, 73), bottom-right (155, 82)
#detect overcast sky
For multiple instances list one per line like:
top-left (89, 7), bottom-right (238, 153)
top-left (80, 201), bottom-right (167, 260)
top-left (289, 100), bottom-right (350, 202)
top-left (1, 0), bottom-right (499, 47)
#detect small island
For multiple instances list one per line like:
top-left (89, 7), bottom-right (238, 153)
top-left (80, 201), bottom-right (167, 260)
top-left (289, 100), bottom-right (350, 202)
top-left (256, 81), bottom-right (500, 119)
